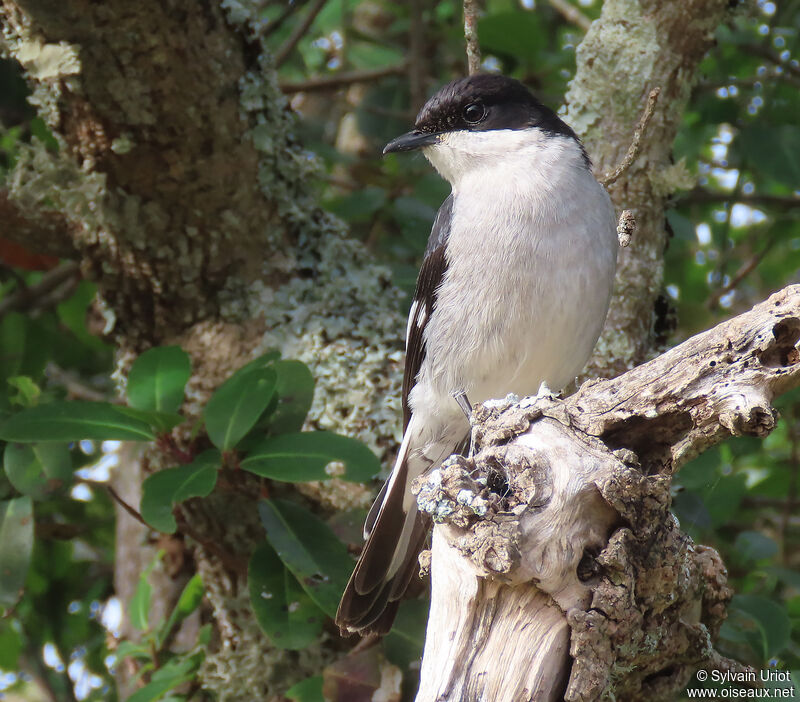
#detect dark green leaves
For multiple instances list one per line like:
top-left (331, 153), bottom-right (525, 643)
top-left (268, 360), bottom-right (315, 434)
top-left (737, 125), bottom-right (800, 187)
top-left (242, 431), bottom-right (379, 483)
top-left (728, 594), bottom-right (792, 660)
top-left (258, 499), bottom-right (352, 617)
top-left (127, 346), bottom-right (192, 414)
top-left (205, 365), bottom-right (277, 451)
top-left (0, 496), bottom-right (34, 609)
top-left (0, 401), bottom-right (155, 442)
top-left (140, 451), bottom-right (220, 533)
top-left (248, 542), bottom-right (325, 650)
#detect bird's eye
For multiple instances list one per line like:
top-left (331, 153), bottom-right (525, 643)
top-left (462, 103), bottom-right (486, 124)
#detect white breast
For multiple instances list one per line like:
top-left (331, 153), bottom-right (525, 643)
top-left (410, 129), bottom-right (618, 418)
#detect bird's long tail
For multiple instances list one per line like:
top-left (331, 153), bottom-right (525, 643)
top-left (336, 423), bottom-right (430, 635)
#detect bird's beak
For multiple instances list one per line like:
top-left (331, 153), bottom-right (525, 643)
top-left (383, 130), bottom-right (440, 155)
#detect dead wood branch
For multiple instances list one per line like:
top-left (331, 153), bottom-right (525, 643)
top-left (415, 285), bottom-right (800, 702)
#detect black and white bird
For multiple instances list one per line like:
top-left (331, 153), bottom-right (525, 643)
top-left (336, 74), bottom-right (618, 635)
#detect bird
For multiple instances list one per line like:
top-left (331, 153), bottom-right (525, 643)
top-left (335, 73), bottom-right (618, 635)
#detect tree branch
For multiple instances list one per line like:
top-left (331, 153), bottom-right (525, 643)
top-left (0, 189), bottom-right (77, 259)
top-left (416, 285), bottom-right (800, 701)
top-left (548, 0), bottom-right (592, 32)
top-left (0, 261), bottom-right (81, 318)
top-left (273, 0), bottom-right (328, 68)
top-left (463, 0), bottom-right (482, 75)
top-left (683, 188), bottom-right (800, 209)
top-left (279, 63), bottom-right (408, 93)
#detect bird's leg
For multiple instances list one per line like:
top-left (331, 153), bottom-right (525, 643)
top-left (452, 389), bottom-right (473, 419)
top-left (452, 390), bottom-right (478, 458)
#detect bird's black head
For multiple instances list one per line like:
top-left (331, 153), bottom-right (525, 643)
top-left (384, 74), bottom-right (580, 154)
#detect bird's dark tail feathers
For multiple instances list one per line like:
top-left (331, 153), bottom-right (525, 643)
top-left (336, 432), bottom-right (429, 636)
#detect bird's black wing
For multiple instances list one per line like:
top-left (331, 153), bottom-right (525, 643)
top-left (401, 193), bottom-right (453, 430)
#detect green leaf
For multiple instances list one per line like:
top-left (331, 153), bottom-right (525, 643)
top-left (3, 442), bottom-right (72, 498)
top-left (0, 496), bottom-right (34, 609)
top-left (0, 614), bottom-right (22, 669)
top-left (242, 431), bottom-right (379, 483)
top-left (126, 653), bottom-right (203, 702)
top-left (248, 542), bottom-right (325, 650)
top-left (0, 313), bottom-right (49, 383)
top-left (0, 401), bottom-right (155, 442)
top-left (733, 531), bottom-right (778, 563)
top-left (737, 125), bottom-right (800, 187)
top-left (114, 406), bottom-right (185, 433)
top-left (130, 551), bottom-right (163, 632)
top-left (127, 346), bottom-right (192, 414)
top-left (140, 451), bottom-right (220, 533)
top-left (258, 499), bottom-right (353, 617)
top-left (7, 375), bottom-right (41, 408)
top-left (384, 599), bottom-right (429, 669)
top-left (268, 360), bottom-right (315, 434)
top-left (730, 594), bottom-right (792, 659)
top-left (115, 640), bottom-right (152, 662)
top-left (205, 367), bottom-right (277, 450)
top-left (286, 676), bottom-right (324, 702)
top-left (157, 573), bottom-right (204, 649)
top-left (478, 11), bottom-right (546, 62)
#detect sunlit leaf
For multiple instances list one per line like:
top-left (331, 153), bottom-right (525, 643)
top-left (127, 346), bottom-right (192, 414)
top-left (205, 367), bottom-right (277, 451)
top-left (140, 451), bottom-right (220, 533)
top-left (0, 401), bottom-right (155, 442)
top-left (241, 431), bottom-right (379, 483)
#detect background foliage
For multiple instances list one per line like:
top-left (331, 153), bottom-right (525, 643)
top-left (0, 0), bottom-right (799, 700)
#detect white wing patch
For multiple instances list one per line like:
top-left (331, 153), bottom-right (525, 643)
top-left (405, 300), bottom-right (428, 348)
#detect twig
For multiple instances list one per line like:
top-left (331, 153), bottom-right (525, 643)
top-left (600, 87), bottom-right (661, 187)
top-left (0, 261), bottom-right (81, 318)
top-left (45, 363), bottom-right (111, 402)
top-left (280, 63), bottom-right (408, 93)
top-left (273, 0), bottom-right (328, 68)
top-left (683, 189), bottom-right (800, 209)
top-left (464, 0), bottom-right (482, 75)
top-left (107, 484), bottom-right (149, 527)
top-left (258, 0), bottom-right (306, 38)
top-left (706, 236), bottom-right (775, 310)
top-left (742, 42), bottom-right (800, 79)
top-left (547, 0), bottom-right (591, 32)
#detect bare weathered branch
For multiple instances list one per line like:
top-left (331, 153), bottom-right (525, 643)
top-left (417, 286), bottom-right (800, 701)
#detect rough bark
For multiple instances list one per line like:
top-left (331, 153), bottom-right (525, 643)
top-left (566, 0), bottom-right (732, 377)
top-left (416, 286), bottom-right (800, 702)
